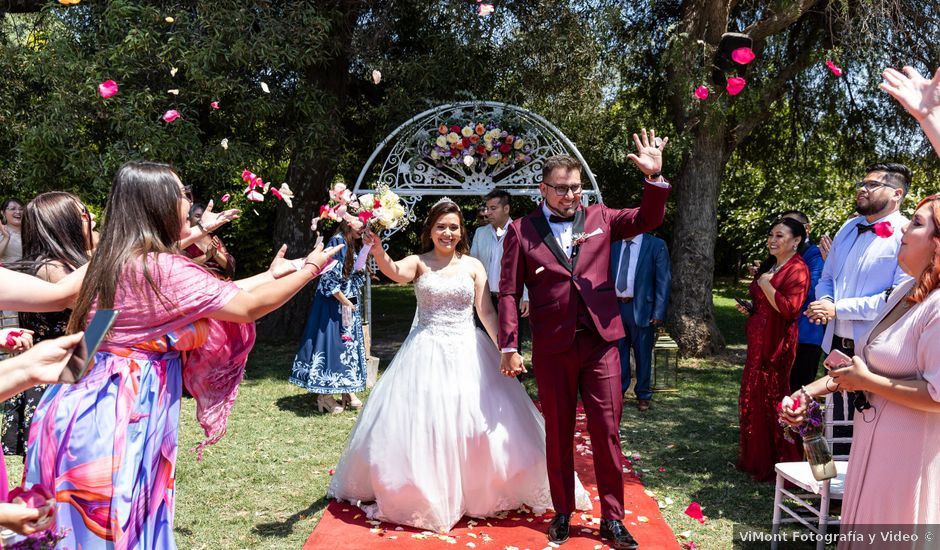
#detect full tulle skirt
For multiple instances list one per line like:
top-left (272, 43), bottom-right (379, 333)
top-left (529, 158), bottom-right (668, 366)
top-left (328, 323), bottom-right (591, 533)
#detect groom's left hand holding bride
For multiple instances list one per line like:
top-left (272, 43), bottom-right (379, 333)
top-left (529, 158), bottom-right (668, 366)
top-left (500, 352), bottom-right (526, 378)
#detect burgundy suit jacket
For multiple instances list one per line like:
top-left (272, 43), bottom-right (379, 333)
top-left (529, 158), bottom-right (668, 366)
top-left (498, 182), bottom-right (670, 355)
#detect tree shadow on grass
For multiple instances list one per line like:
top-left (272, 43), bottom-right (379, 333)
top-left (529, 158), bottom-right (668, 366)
top-left (274, 392), bottom-right (320, 417)
top-left (252, 495), bottom-right (331, 539)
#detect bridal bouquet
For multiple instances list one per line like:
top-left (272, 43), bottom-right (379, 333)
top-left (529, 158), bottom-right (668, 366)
top-left (313, 183), bottom-right (406, 232)
top-left (427, 122), bottom-right (532, 171)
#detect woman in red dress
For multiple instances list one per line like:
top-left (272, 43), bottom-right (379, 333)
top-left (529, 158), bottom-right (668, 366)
top-left (737, 217), bottom-right (810, 481)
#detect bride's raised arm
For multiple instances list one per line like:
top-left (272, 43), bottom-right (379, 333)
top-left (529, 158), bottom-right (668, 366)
top-left (363, 228), bottom-right (420, 284)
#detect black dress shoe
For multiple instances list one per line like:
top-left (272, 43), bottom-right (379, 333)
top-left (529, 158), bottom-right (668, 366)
top-left (600, 519), bottom-right (639, 550)
top-left (547, 513), bottom-right (570, 544)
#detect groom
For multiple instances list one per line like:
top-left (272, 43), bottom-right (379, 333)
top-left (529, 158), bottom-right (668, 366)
top-left (498, 130), bottom-right (670, 549)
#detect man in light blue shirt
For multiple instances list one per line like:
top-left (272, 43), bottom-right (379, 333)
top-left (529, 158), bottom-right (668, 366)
top-left (807, 163), bottom-right (912, 417)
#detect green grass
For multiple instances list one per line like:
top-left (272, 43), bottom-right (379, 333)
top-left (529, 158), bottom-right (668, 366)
top-left (5, 280), bottom-right (786, 550)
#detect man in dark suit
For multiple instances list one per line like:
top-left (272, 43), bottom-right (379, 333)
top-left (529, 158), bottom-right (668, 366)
top-left (498, 130), bottom-right (671, 549)
top-left (610, 233), bottom-right (671, 412)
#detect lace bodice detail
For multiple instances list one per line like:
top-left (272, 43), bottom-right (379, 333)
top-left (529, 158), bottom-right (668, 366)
top-left (414, 270), bottom-right (475, 334)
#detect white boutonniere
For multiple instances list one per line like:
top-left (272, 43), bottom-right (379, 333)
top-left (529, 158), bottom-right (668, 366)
top-left (572, 228), bottom-right (604, 246)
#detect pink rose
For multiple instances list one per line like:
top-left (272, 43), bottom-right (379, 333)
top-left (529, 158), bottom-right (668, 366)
top-left (873, 221), bottom-right (893, 238)
top-left (162, 109), bottom-right (180, 123)
top-left (694, 85), bottom-right (709, 100)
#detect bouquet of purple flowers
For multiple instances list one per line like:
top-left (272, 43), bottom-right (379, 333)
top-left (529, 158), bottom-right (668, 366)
top-left (777, 395), bottom-right (823, 443)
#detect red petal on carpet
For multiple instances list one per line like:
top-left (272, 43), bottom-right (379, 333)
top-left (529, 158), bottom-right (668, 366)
top-left (304, 403), bottom-right (680, 549)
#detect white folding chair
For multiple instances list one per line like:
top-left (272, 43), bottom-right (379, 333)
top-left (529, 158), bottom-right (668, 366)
top-left (770, 392), bottom-right (852, 550)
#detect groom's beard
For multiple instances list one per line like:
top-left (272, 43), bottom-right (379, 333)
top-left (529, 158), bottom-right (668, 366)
top-left (855, 195), bottom-right (890, 216)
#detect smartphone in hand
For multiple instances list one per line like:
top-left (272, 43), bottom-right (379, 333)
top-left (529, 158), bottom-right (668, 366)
top-left (59, 309), bottom-right (120, 383)
top-left (824, 349), bottom-right (852, 371)
top-left (735, 297), bottom-right (753, 313)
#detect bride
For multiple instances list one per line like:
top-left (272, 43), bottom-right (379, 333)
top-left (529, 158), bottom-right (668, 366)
top-left (328, 198), bottom-right (591, 533)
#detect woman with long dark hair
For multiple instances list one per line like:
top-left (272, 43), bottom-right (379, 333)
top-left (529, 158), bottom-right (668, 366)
top-left (1, 192), bottom-right (93, 456)
top-left (327, 199), bottom-right (590, 533)
top-left (736, 217), bottom-right (810, 480)
top-left (290, 220), bottom-right (368, 413)
top-left (20, 161), bottom-right (341, 549)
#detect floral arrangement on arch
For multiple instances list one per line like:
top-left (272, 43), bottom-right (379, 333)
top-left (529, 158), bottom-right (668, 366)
top-left (427, 122), bottom-right (532, 171)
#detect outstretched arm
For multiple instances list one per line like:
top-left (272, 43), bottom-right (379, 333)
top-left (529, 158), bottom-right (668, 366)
top-left (362, 228), bottom-right (420, 283)
top-left (881, 66), bottom-right (940, 158)
top-left (0, 265), bottom-right (86, 312)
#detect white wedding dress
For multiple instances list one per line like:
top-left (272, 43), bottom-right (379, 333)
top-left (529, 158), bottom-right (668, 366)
top-left (328, 269), bottom-right (591, 533)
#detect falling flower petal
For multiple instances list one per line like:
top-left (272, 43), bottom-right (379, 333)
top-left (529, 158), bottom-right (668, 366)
top-left (478, 3), bottom-right (494, 15)
top-left (725, 77), bottom-right (746, 96)
top-left (165, 16), bottom-right (174, 23)
top-left (170, 67), bottom-right (178, 77)
top-left (694, 85), bottom-right (709, 100)
top-left (98, 80), bottom-right (118, 98)
top-left (162, 109), bottom-right (180, 122)
top-left (260, 81), bottom-right (270, 93)
top-left (372, 70), bottom-right (382, 84)
top-left (220, 138), bottom-right (229, 150)
top-left (221, 193), bottom-right (231, 203)
top-left (825, 60), bottom-right (843, 77)
top-left (731, 47), bottom-right (755, 65)
top-left (59, 0), bottom-right (81, 4)
top-left (329, 468), bottom-right (335, 475)
top-left (658, 467), bottom-right (666, 472)
top-left (245, 188), bottom-right (264, 202)
top-left (210, 101), bottom-right (220, 109)
top-left (277, 183), bottom-right (294, 208)
top-left (684, 502), bottom-right (706, 524)
top-left (167, 89), bottom-right (179, 95)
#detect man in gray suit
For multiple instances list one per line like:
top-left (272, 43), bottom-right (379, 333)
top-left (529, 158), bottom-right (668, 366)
top-left (610, 233), bottom-right (671, 412)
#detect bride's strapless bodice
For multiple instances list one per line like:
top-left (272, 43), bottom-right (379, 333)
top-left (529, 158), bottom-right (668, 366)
top-left (414, 270), bottom-right (475, 334)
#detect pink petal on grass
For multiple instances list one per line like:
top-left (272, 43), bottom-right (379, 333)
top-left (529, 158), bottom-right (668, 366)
top-left (478, 3), bottom-right (494, 16)
top-left (162, 109), bottom-right (180, 123)
top-left (329, 468), bottom-right (335, 475)
top-left (731, 47), bottom-right (755, 65)
top-left (210, 101), bottom-right (220, 109)
top-left (725, 77), bottom-right (746, 96)
top-left (221, 193), bottom-right (231, 203)
top-left (684, 501), bottom-right (706, 524)
top-left (694, 85), bottom-right (709, 100)
top-left (825, 60), bottom-right (843, 77)
top-left (98, 80), bottom-right (118, 98)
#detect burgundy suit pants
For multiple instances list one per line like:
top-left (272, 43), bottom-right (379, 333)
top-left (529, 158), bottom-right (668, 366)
top-left (532, 328), bottom-right (625, 519)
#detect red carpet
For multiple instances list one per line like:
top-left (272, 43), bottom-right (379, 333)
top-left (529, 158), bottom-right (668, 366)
top-left (304, 404), bottom-right (680, 549)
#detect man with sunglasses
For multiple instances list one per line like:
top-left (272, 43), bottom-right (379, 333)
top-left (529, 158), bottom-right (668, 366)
top-left (497, 130), bottom-right (670, 549)
top-left (807, 163), bottom-right (913, 444)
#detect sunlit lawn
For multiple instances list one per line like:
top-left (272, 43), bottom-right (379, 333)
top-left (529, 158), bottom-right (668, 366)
top-left (4, 280), bottom-right (788, 549)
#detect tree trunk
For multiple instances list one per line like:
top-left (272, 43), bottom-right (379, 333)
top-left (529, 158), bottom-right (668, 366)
top-left (255, 1), bottom-right (361, 341)
top-left (667, 118), bottom-right (729, 356)
top-left (255, 156), bottom-right (335, 341)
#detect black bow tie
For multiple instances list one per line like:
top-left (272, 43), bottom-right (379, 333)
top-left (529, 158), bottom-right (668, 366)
top-left (856, 223), bottom-right (875, 235)
top-left (549, 214), bottom-right (574, 223)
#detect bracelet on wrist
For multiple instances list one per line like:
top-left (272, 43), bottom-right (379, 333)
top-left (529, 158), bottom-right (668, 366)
top-left (196, 221), bottom-right (208, 234)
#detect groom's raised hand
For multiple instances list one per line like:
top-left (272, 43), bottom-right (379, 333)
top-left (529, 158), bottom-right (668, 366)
top-left (626, 128), bottom-right (668, 178)
top-left (500, 352), bottom-right (526, 378)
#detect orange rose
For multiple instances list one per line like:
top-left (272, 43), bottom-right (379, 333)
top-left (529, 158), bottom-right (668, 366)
top-left (475, 123), bottom-right (485, 135)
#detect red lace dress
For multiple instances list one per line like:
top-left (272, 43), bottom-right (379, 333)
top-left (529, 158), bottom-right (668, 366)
top-left (738, 255), bottom-right (809, 481)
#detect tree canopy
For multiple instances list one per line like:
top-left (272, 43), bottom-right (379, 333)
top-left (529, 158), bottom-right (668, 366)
top-left (1, 0), bottom-right (937, 348)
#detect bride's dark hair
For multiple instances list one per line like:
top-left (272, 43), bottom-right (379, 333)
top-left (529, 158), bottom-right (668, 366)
top-left (420, 200), bottom-right (470, 256)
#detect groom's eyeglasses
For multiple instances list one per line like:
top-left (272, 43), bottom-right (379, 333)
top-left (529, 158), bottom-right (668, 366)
top-left (543, 182), bottom-right (583, 197)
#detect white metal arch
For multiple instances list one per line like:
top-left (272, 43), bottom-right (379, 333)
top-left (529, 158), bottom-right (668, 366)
top-left (354, 101), bottom-right (602, 331)
top-left (353, 101), bottom-right (603, 239)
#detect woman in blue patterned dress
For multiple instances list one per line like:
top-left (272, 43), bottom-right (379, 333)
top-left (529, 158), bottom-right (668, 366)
top-left (291, 221), bottom-right (368, 413)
